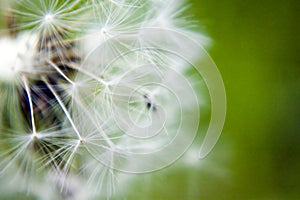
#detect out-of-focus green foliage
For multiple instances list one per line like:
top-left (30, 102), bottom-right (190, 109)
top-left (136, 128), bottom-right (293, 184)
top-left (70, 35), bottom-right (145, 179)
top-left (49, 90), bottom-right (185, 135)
top-left (123, 0), bottom-right (300, 199)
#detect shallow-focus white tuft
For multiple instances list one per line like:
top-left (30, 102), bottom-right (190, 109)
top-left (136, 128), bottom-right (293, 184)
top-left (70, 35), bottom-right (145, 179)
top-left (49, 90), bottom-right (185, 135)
top-left (0, 33), bottom-right (37, 81)
top-left (0, 0), bottom-right (226, 199)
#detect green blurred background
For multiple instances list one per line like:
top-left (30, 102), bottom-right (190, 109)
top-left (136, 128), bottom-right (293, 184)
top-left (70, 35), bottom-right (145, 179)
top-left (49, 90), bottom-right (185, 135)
top-left (123, 0), bottom-right (300, 199)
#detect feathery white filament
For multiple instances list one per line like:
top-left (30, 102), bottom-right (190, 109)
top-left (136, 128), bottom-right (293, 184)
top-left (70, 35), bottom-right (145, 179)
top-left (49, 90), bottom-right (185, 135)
top-left (47, 60), bottom-right (74, 85)
top-left (22, 75), bottom-right (37, 137)
top-left (42, 76), bottom-right (83, 141)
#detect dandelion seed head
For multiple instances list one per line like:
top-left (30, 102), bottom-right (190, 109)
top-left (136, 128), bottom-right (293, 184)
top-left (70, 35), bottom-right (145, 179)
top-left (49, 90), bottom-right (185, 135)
top-left (0, 0), bottom-right (226, 198)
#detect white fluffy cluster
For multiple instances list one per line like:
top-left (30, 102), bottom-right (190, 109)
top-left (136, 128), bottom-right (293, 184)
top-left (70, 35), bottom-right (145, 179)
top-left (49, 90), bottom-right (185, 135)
top-left (0, 33), bottom-right (37, 81)
top-left (0, 0), bottom-right (209, 199)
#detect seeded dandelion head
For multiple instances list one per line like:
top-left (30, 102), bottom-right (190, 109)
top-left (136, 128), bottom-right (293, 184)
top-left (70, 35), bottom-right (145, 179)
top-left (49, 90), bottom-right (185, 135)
top-left (0, 0), bottom-right (226, 199)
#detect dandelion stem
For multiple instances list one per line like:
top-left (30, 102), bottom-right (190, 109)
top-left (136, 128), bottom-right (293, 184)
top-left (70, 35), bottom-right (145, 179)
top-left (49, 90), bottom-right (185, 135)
top-left (42, 76), bottom-right (83, 141)
top-left (22, 75), bottom-right (37, 137)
